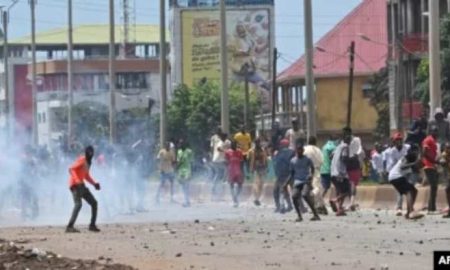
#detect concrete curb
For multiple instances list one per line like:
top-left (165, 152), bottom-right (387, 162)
top-left (183, 182), bottom-right (448, 210)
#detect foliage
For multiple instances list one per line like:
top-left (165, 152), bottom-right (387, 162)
top-left (368, 67), bottom-right (390, 140)
top-left (167, 81), bottom-right (259, 154)
top-left (416, 14), bottom-right (450, 109)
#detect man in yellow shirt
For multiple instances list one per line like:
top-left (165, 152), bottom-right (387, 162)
top-left (155, 142), bottom-right (176, 204)
top-left (234, 126), bottom-right (252, 179)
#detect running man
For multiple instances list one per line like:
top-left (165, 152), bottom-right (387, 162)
top-left (155, 142), bottom-right (176, 204)
top-left (226, 141), bottom-right (244, 208)
top-left (304, 136), bottom-right (325, 214)
top-left (177, 140), bottom-right (194, 208)
top-left (388, 145), bottom-right (424, 220)
top-left (289, 143), bottom-right (320, 222)
top-left (234, 126), bottom-right (252, 179)
top-left (320, 136), bottom-right (336, 202)
top-left (330, 130), bottom-right (352, 216)
top-left (385, 132), bottom-right (410, 215)
top-left (66, 145), bottom-right (101, 233)
top-left (249, 137), bottom-right (268, 206)
top-left (273, 139), bottom-right (294, 213)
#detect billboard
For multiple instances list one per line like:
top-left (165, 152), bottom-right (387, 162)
top-left (181, 8), bottom-right (273, 108)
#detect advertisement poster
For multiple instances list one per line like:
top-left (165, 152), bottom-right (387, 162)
top-left (181, 9), bottom-right (272, 108)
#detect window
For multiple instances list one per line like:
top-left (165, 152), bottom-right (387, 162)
top-left (362, 83), bottom-right (374, 98)
top-left (116, 72), bottom-right (148, 90)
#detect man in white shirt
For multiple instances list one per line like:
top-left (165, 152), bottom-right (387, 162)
top-left (304, 136), bottom-right (325, 214)
top-left (388, 145), bottom-right (423, 220)
top-left (285, 118), bottom-right (305, 150)
top-left (211, 132), bottom-right (228, 201)
top-left (384, 132), bottom-right (410, 215)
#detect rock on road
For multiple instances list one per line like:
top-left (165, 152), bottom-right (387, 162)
top-left (0, 203), bottom-right (448, 270)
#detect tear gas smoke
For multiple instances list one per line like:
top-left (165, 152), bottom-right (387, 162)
top-left (0, 117), bottom-right (220, 228)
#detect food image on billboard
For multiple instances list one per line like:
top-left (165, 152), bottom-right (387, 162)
top-left (181, 9), bottom-right (272, 108)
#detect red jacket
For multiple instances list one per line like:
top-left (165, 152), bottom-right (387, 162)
top-left (68, 156), bottom-right (97, 188)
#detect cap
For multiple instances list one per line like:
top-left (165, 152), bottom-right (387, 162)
top-left (280, 139), bottom-right (289, 147)
top-left (392, 132), bottom-right (403, 141)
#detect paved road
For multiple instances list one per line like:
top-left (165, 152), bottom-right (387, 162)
top-left (0, 202), bottom-right (448, 270)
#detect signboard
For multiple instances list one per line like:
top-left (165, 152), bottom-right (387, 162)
top-left (181, 8), bottom-right (272, 108)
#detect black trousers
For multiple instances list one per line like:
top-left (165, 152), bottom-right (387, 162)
top-left (424, 168), bottom-right (439, 212)
top-left (67, 185), bottom-right (97, 228)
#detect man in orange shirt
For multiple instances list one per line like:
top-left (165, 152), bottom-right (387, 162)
top-left (66, 145), bottom-right (101, 233)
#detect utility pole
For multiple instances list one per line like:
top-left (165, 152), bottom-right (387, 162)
top-left (346, 41), bottom-right (355, 128)
top-left (304, 0), bottom-right (316, 137)
top-left (429, 0), bottom-right (441, 117)
top-left (67, 0), bottom-right (74, 147)
top-left (109, 0), bottom-right (116, 144)
top-left (30, 0), bottom-right (38, 145)
top-left (243, 64), bottom-right (249, 130)
top-left (2, 10), bottom-right (9, 139)
top-left (271, 47), bottom-right (277, 129)
top-left (220, 0), bottom-right (229, 134)
top-left (159, 0), bottom-right (167, 147)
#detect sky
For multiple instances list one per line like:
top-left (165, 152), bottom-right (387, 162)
top-left (1, 0), bottom-right (362, 71)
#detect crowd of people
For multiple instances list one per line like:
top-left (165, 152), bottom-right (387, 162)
top-left (4, 108), bottom-right (450, 233)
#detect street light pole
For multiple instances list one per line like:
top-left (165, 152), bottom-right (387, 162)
top-left (220, 0), bottom-right (229, 134)
top-left (109, 0), bottom-right (116, 144)
top-left (159, 0), bottom-right (167, 147)
top-left (304, 0), bottom-right (316, 137)
top-left (30, 0), bottom-right (38, 145)
top-left (429, 0), bottom-right (441, 117)
top-left (67, 0), bottom-right (74, 147)
top-left (2, 10), bottom-right (9, 139)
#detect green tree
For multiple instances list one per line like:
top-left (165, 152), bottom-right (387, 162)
top-left (368, 68), bottom-right (390, 140)
top-left (415, 14), bottom-right (450, 109)
top-left (167, 81), bottom-right (259, 154)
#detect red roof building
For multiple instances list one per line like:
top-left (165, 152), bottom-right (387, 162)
top-left (278, 0), bottom-right (388, 82)
top-left (269, 0), bottom-right (389, 140)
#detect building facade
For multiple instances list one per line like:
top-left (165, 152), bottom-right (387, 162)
top-left (387, 0), bottom-right (449, 131)
top-left (0, 24), bottom-right (166, 147)
top-left (275, 0), bottom-right (387, 142)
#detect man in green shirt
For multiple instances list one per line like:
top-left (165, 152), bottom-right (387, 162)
top-left (177, 140), bottom-right (194, 207)
top-left (320, 136), bottom-right (337, 201)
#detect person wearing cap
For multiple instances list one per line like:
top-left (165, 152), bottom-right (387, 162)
top-left (320, 135), bottom-right (337, 202)
top-left (273, 139), bottom-right (295, 213)
top-left (384, 131), bottom-right (410, 216)
top-left (285, 118), bottom-right (305, 151)
top-left (388, 145), bottom-right (424, 220)
top-left (422, 126), bottom-right (439, 214)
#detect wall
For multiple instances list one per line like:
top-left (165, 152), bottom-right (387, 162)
top-left (316, 75), bottom-right (377, 133)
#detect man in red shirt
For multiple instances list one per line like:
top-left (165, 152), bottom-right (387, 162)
top-left (225, 141), bottom-right (244, 207)
top-left (66, 145), bottom-right (101, 233)
top-left (422, 126), bottom-right (439, 214)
